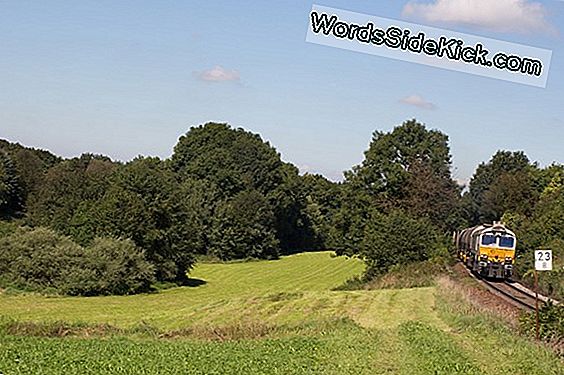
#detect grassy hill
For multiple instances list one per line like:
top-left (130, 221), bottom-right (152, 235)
top-left (1, 251), bottom-right (562, 374)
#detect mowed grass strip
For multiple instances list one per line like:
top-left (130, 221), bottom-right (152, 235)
top-left (0, 252), bottom-right (364, 329)
top-left (399, 321), bottom-right (482, 375)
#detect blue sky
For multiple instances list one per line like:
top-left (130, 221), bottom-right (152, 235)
top-left (1, 0), bottom-right (563, 183)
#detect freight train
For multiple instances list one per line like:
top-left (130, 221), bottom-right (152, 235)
top-left (454, 222), bottom-right (517, 279)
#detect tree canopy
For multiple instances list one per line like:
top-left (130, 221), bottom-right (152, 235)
top-left (1, 121), bottom-right (561, 298)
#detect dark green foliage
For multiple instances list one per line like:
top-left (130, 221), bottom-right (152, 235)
top-left (0, 151), bottom-right (23, 216)
top-left (171, 122), bottom-right (284, 197)
top-left (360, 210), bottom-right (442, 277)
top-left (0, 139), bottom-right (60, 211)
top-left (301, 173), bottom-right (342, 249)
top-left (0, 139), bottom-right (60, 168)
top-left (330, 186), bottom-right (372, 257)
top-left (0, 227), bottom-right (83, 292)
top-left (520, 301), bottom-right (564, 344)
top-left (334, 119), bottom-right (458, 278)
top-left (74, 157), bottom-right (191, 281)
top-left (400, 161), bottom-right (464, 230)
top-left (266, 164), bottom-right (317, 253)
top-left (166, 178), bottom-right (218, 276)
top-left (26, 154), bottom-right (117, 232)
top-left (0, 227), bottom-right (154, 296)
top-left (481, 171), bottom-right (537, 220)
top-left (60, 237), bottom-right (155, 296)
top-left (343, 119), bottom-right (461, 231)
top-left (172, 123), bottom-right (318, 256)
top-left (347, 120), bottom-right (455, 202)
top-left (35, 154), bottom-right (186, 282)
top-left (12, 148), bottom-right (59, 203)
top-left (209, 189), bottom-right (279, 260)
top-left (503, 168), bottom-right (564, 300)
top-left (0, 219), bottom-right (19, 239)
top-left (467, 150), bottom-right (536, 224)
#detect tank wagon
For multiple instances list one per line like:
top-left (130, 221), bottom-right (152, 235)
top-left (454, 222), bottom-right (516, 279)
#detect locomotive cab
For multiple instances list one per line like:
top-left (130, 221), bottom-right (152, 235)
top-left (476, 224), bottom-right (516, 279)
top-left (455, 222), bottom-right (517, 280)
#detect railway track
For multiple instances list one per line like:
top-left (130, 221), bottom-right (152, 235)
top-left (462, 266), bottom-right (553, 311)
top-left (480, 278), bottom-right (537, 310)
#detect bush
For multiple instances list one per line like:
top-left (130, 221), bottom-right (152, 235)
top-left (0, 219), bottom-right (19, 239)
top-left (0, 227), bottom-right (155, 296)
top-left (60, 237), bottom-right (156, 296)
top-left (0, 227), bottom-right (84, 291)
top-left (359, 210), bottom-right (443, 278)
top-left (519, 301), bottom-right (564, 348)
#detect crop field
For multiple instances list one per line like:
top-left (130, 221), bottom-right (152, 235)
top-left (1, 251), bottom-right (563, 374)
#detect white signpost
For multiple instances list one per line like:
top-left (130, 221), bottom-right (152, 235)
top-left (533, 249), bottom-right (553, 341)
top-left (535, 250), bottom-right (552, 271)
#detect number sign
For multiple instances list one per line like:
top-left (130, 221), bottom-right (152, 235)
top-left (534, 250), bottom-right (552, 271)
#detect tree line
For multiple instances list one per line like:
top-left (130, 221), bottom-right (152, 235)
top-left (0, 120), bottom-right (562, 298)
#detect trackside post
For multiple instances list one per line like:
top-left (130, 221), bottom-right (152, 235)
top-left (534, 250), bottom-right (553, 342)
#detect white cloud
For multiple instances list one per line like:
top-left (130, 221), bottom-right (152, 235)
top-left (399, 94), bottom-right (437, 110)
top-left (196, 66), bottom-right (240, 82)
top-left (402, 0), bottom-right (554, 34)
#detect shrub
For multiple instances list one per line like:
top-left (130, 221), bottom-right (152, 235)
top-left (61, 237), bottom-right (155, 296)
top-left (0, 227), bottom-right (155, 296)
top-left (0, 219), bottom-right (19, 239)
top-left (359, 210), bottom-right (442, 278)
top-left (519, 301), bottom-right (564, 349)
top-left (0, 227), bottom-right (84, 291)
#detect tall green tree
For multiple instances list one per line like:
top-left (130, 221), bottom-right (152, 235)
top-left (171, 122), bottom-right (284, 197)
top-left (301, 173), bottom-right (342, 249)
top-left (0, 139), bottom-right (60, 213)
top-left (348, 119), bottom-right (454, 201)
top-left (78, 157), bottom-right (187, 281)
top-left (466, 151), bottom-right (537, 224)
top-left (0, 151), bottom-right (23, 216)
top-left (209, 189), bottom-right (279, 260)
top-left (481, 171), bottom-right (537, 220)
top-left (342, 119), bottom-right (460, 231)
top-left (26, 154), bottom-right (117, 231)
top-left (334, 119), bottom-right (456, 272)
top-left (171, 123), bottom-right (317, 256)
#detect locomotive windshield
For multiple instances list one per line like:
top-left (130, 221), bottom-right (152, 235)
top-left (482, 234), bottom-right (515, 248)
top-left (481, 234), bottom-right (496, 245)
top-left (481, 234), bottom-right (515, 247)
top-left (499, 236), bottom-right (515, 248)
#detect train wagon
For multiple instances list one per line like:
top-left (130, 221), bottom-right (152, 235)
top-left (454, 222), bottom-right (517, 279)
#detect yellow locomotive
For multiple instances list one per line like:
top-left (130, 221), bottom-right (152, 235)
top-left (454, 222), bottom-right (517, 279)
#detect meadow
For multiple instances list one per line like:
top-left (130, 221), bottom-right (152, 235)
top-left (1, 251), bottom-right (562, 374)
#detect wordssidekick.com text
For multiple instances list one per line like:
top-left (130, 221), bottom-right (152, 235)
top-left (310, 11), bottom-right (544, 77)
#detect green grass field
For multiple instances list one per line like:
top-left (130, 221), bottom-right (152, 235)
top-left (1, 251), bottom-right (562, 374)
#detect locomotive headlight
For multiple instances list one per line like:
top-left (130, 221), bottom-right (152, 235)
top-left (480, 254), bottom-right (488, 260)
top-left (505, 257), bottom-right (512, 264)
